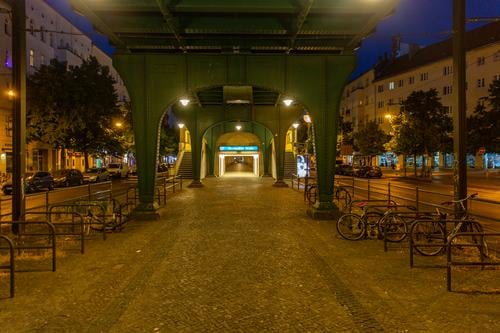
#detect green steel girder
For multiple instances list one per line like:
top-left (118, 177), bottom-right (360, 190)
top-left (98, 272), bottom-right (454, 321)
top-left (69, 0), bottom-right (399, 54)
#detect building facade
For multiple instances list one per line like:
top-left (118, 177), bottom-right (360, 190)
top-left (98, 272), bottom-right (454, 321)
top-left (0, 0), bottom-right (128, 175)
top-left (341, 22), bottom-right (500, 169)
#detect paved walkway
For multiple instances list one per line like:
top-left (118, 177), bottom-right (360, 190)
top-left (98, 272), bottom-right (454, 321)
top-left (1, 177), bottom-right (499, 332)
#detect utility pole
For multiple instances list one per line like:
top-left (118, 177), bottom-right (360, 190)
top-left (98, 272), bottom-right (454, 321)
top-left (12, 0), bottom-right (27, 230)
top-left (452, 0), bottom-right (467, 204)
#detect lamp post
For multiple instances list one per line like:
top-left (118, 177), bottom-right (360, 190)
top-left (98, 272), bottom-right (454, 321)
top-left (12, 0), bottom-right (27, 231)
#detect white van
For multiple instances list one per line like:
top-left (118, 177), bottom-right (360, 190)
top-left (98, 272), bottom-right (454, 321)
top-left (107, 163), bottom-right (129, 178)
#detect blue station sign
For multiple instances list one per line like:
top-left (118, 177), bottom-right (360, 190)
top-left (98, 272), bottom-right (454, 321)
top-left (219, 145), bottom-right (259, 152)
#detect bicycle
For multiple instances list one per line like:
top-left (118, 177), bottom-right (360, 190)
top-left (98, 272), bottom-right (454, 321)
top-left (336, 202), bottom-right (384, 240)
top-left (83, 200), bottom-right (132, 234)
top-left (305, 183), bottom-right (351, 211)
top-left (411, 193), bottom-right (486, 256)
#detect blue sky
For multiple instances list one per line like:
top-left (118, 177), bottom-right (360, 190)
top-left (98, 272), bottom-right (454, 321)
top-left (48, 0), bottom-right (500, 77)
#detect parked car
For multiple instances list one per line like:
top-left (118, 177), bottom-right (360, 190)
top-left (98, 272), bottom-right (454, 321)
top-left (2, 171), bottom-right (54, 195)
top-left (108, 163), bottom-right (129, 178)
top-left (53, 169), bottom-right (84, 187)
top-left (353, 166), bottom-right (383, 178)
top-left (83, 167), bottom-right (110, 183)
top-left (335, 164), bottom-right (353, 176)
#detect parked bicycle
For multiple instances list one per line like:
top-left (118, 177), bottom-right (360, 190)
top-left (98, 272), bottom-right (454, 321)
top-left (305, 183), bottom-right (351, 211)
top-left (410, 193), bottom-right (487, 256)
top-left (336, 202), bottom-right (384, 240)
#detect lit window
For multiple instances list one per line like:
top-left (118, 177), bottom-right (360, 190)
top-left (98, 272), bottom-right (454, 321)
top-left (29, 49), bottom-right (35, 66)
top-left (388, 82), bottom-right (395, 90)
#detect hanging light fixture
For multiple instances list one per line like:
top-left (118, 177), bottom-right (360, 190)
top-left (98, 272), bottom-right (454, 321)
top-left (283, 98), bottom-right (294, 107)
top-left (179, 98), bottom-right (190, 106)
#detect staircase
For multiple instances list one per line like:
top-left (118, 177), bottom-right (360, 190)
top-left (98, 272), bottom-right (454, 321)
top-left (177, 152), bottom-right (193, 179)
top-left (284, 152), bottom-right (296, 179)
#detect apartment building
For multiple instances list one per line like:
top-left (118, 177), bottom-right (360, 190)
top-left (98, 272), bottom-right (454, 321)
top-left (0, 0), bottom-right (128, 174)
top-left (341, 22), bottom-right (500, 169)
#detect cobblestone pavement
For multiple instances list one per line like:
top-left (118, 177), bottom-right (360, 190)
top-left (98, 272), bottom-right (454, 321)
top-left (1, 177), bottom-right (499, 332)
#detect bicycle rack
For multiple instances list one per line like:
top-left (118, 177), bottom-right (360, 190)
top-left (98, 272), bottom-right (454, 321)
top-left (0, 235), bottom-right (15, 297)
top-left (409, 219), bottom-right (483, 268)
top-left (447, 232), bottom-right (500, 292)
top-left (382, 210), bottom-right (435, 252)
top-left (49, 203), bottom-right (107, 240)
top-left (0, 221), bottom-right (57, 272)
top-left (22, 211), bottom-right (86, 254)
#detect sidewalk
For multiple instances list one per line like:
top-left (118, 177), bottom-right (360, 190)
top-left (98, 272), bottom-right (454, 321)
top-left (0, 177), bottom-right (499, 332)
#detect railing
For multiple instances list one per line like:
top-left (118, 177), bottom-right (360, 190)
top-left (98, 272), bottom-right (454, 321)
top-left (0, 181), bottom-right (113, 221)
top-left (447, 232), bottom-right (500, 292)
top-left (0, 221), bottom-right (57, 272)
top-left (0, 235), bottom-right (14, 298)
top-left (22, 211), bottom-right (86, 254)
top-left (126, 175), bottom-right (183, 207)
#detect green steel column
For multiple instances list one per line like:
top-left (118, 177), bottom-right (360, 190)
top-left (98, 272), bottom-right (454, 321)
top-left (309, 56), bottom-right (355, 218)
top-left (12, 0), bottom-right (27, 229)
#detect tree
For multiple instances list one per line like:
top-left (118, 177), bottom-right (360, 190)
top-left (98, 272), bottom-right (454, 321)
top-left (28, 59), bottom-right (79, 167)
top-left (68, 57), bottom-right (122, 169)
top-left (353, 121), bottom-right (390, 165)
top-left (467, 78), bottom-right (500, 154)
top-left (398, 89), bottom-right (451, 176)
top-left (28, 57), bottom-right (126, 170)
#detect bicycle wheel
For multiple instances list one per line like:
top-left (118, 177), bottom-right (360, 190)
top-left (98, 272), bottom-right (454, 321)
top-left (306, 185), bottom-right (317, 205)
top-left (337, 214), bottom-right (365, 240)
top-left (378, 214), bottom-right (407, 242)
top-left (412, 220), bottom-right (445, 256)
top-left (333, 187), bottom-right (351, 212)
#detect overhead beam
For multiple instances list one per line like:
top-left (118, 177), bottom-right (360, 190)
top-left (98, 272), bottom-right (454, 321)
top-left (155, 0), bottom-right (186, 52)
top-left (288, 0), bottom-right (314, 53)
top-left (68, 0), bottom-right (128, 50)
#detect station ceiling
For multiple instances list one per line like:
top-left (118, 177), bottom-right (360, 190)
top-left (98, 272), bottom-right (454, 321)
top-left (69, 0), bottom-right (399, 55)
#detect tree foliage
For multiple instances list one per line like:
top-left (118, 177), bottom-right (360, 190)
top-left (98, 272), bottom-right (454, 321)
top-left (27, 57), bottom-right (127, 169)
top-left (467, 78), bottom-right (500, 153)
top-left (353, 121), bottom-right (390, 164)
top-left (395, 89), bottom-right (451, 175)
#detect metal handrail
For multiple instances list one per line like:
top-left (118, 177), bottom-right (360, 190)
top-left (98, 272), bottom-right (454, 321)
top-left (0, 221), bottom-right (57, 272)
top-left (0, 235), bottom-right (15, 297)
top-left (447, 232), bottom-right (500, 292)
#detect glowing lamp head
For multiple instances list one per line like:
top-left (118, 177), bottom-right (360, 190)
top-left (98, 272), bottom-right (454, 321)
top-left (385, 114), bottom-right (393, 119)
top-left (283, 98), bottom-right (294, 107)
top-left (6, 89), bottom-right (15, 98)
top-left (292, 123), bottom-right (299, 129)
top-left (115, 122), bottom-right (123, 128)
top-left (178, 123), bottom-right (185, 129)
top-left (179, 98), bottom-right (190, 107)
top-left (235, 125), bottom-right (242, 131)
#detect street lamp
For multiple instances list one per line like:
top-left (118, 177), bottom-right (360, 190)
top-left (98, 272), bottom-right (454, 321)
top-left (235, 125), bottom-right (242, 131)
top-left (115, 121), bottom-right (123, 128)
top-left (178, 123), bottom-right (185, 129)
top-left (179, 98), bottom-right (190, 107)
top-left (292, 122), bottom-right (299, 129)
top-left (6, 89), bottom-right (15, 99)
top-left (283, 98), bottom-right (294, 107)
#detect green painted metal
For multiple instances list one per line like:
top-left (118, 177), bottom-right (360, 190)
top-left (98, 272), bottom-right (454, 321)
top-left (114, 54), bottom-right (355, 212)
top-left (69, 0), bottom-right (399, 54)
top-left (73, 0), bottom-right (398, 216)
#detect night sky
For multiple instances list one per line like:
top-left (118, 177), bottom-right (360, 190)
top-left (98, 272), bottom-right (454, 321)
top-left (48, 0), bottom-right (500, 77)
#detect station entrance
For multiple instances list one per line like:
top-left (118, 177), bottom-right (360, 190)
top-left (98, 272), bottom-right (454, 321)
top-left (219, 154), bottom-right (259, 177)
